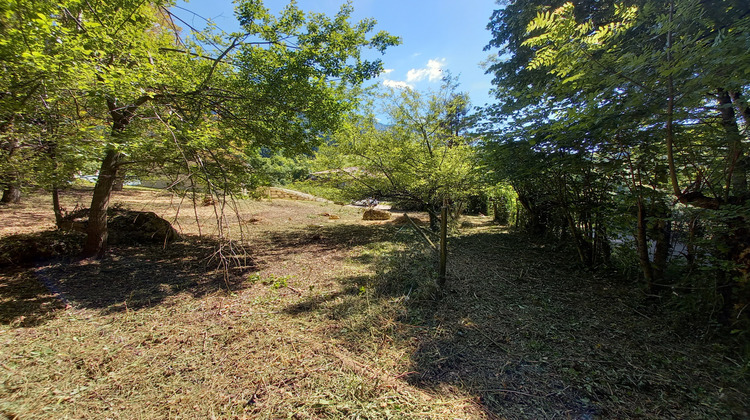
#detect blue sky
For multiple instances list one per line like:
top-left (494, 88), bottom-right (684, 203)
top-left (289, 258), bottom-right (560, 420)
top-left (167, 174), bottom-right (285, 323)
top-left (172, 0), bottom-right (500, 107)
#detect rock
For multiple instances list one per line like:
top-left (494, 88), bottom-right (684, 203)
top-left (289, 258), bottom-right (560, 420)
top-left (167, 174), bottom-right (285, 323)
top-left (108, 210), bottom-right (180, 244)
top-left (363, 209), bottom-right (391, 221)
top-left (58, 208), bottom-right (180, 245)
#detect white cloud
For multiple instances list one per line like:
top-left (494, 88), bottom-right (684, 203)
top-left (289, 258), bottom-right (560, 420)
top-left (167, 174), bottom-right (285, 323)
top-left (406, 58), bottom-right (446, 83)
top-left (382, 79), bottom-right (413, 90)
top-left (379, 58), bottom-right (446, 90)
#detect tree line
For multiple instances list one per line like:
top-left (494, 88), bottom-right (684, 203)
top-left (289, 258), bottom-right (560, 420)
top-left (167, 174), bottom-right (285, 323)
top-left (480, 0), bottom-right (749, 341)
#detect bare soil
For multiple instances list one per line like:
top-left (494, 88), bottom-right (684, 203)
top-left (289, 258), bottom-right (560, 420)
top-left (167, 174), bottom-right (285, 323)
top-left (0, 188), bottom-right (747, 419)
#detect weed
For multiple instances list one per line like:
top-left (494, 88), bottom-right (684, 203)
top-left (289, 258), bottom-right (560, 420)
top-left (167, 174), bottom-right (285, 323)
top-left (270, 275), bottom-right (289, 289)
top-left (247, 273), bottom-right (291, 289)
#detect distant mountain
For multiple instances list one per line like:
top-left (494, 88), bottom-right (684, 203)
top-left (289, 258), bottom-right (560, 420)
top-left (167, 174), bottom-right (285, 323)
top-left (374, 122), bottom-right (392, 131)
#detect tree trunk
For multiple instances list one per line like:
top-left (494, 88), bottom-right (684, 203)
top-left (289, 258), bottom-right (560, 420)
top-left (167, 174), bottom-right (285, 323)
top-left (651, 218), bottom-right (671, 282)
top-left (729, 90), bottom-right (750, 134)
top-left (428, 208), bottom-right (439, 232)
top-left (665, 0), bottom-right (681, 198)
top-left (81, 147), bottom-right (121, 258)
top-left (516, 192), bottom-right (546, 235)
top-left (718, 88), bottom-right (748, 196)
top-left (1, 137), bottom-right (21, 204)
top-left (720, 216), bottom-right (750, 325)
top-left (1, 184), bottom-right (21, 203)
top-left (112, 170), bottom-right (125, 191)
top-left (438, 204), bottom-right (447, 288)
top-left (594, 214), bottom-right (611, 265)
top-left (52, 187), bottom-right (64, 227)
top-left (651, 200), bottom-right (671, 283)
top-left (636, 199), bottom-right (654, 290)
top-left (81, 97), bottom-right (143, 258)
top-left (565, 210), bottom-right (588, 266)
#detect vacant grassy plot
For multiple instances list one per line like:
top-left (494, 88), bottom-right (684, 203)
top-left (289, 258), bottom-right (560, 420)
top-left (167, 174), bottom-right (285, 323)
top-left (1, 189), bottom-right (748, 419)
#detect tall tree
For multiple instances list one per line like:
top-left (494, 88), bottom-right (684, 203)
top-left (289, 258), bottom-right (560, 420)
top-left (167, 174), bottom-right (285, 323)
top-left (12, 0), bottom-right (398, 257)
top-left (3, 0), bottom-right (398, 257)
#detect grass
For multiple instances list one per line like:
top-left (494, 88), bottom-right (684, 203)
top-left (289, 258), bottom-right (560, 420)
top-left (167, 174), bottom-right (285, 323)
top-left (287, 180), bottom-right (352, 203)
top-left (0, 189), bottom-right (748, 419)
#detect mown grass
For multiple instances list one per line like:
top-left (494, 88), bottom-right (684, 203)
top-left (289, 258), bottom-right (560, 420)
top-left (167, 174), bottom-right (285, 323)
top-left (0, 191), bottom-right (485, 419)
top-left (287, 180), bottom-right (352, 204)
top-left (0, 189), bottom-right (748, 419)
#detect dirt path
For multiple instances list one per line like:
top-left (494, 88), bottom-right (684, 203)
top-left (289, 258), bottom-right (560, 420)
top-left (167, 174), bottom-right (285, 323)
top-left (0, 190), bottom-right (747, 419)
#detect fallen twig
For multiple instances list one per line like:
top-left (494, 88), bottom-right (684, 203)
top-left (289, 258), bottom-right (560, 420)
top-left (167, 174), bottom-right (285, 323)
top-left (469, 326), bottom-right (509, 353)
top-left (624, 305), bottom-right (651, 320)
top-left (287, 286), bottom-right (303, 295)
top-left (478, 388), bottom-right (544, 398)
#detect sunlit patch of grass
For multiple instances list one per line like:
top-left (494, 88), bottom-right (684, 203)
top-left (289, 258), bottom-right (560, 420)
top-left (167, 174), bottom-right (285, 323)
top-left (288, 180), bottom-right (351, 203)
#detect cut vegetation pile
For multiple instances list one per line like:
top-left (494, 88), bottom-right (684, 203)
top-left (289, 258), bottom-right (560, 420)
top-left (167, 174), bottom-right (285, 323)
top-left (0, 189), bottom-right (748, 419)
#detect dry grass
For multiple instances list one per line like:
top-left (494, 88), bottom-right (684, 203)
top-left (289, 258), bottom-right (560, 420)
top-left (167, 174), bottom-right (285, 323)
top-left (0, 188), bottom-right (747, 419)
top-left (0, 189), bottom-right (484, 419)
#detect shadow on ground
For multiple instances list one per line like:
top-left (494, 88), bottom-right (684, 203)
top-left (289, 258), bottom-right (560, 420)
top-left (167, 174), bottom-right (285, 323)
top-left (257, 222), bottom-right (395, 258)
top-left (284, 224), bottom-right (749, 419)
top-left (0, 268), bottom-right (65, 328)
top-left (0, 234), bottom-right (256, 327)
top-left (0, 221), bottom-right (395, 329)
top-left (403, 230), bottom-right (748, 419)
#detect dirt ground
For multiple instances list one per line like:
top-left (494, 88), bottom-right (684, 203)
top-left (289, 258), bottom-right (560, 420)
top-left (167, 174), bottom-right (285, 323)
top-left (0, 188), bottom-right (748, 419)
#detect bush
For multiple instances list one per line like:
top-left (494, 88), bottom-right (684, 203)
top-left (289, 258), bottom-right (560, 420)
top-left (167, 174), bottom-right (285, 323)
top-left (0, 230), bottom-right (85, 266)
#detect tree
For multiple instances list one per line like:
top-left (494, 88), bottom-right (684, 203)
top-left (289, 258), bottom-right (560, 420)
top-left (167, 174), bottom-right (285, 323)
top-left (1, 0), bottom-right (59, 203)
top-left (483, 0), bottom-right (750, 327)
top-left (321, 81), bottom-right (480, 230)
top-left (9, 0), bottom-right (398, 257)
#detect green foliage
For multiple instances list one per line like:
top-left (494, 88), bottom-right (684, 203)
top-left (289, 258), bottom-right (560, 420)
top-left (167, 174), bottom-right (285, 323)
top-left (522, 2), bottom-right (638, 76)
top-left (483, 0), bottom-right (750, 335)
top-left (136, 0), bottom-right (399, 209)
top-left (247, 273), bottom-right (291, 289)
top-left (319, 81), bottom-right (481, 227)
top-left (2, 0), bottom-right (400, 195)
top-left (224, 1), bottom-right (401, 157)
top-left (484, 183), bottom-right (518, 225)
top-left (0, 0), bottom-right (100, 196)
top-left (1, 0), bottom-right (398, 254)
top-left (255, 154), bottom-right (312, 186)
